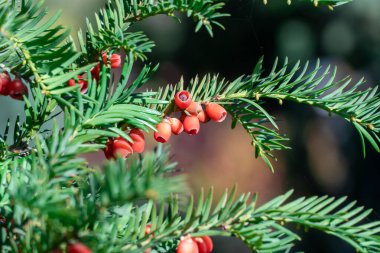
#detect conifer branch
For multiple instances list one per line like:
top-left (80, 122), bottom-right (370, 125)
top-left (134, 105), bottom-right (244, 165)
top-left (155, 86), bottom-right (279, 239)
top-left (265, 0), bottom-right (352, 8)
top-left (0, 0), bottom-right (94, 153)
top-left (122, 0), bottom-right (229, 37)
top-left (0, 1), bottom-right (91, 92)
top-left (2, 1), bottom-right (380, 253)
top-left (75, 188), bottom-right (380, 253)
top-left (0, 134), bottom-right (187, 251)
top-left (79, 0), bottom-right (229, 65)
top-left (138, 58), bottom-right (380, 169)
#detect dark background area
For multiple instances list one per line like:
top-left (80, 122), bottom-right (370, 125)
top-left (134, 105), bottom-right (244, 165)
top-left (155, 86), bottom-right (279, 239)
top-left (135, 3), bottom-right (380, 252)
top-left (1, 0), bottom-right (379, 252)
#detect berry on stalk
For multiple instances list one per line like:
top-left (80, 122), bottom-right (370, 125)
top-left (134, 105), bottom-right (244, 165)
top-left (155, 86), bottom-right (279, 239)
top-left (205, 103), bottom-right (227, 123)
top-left (8, 78), bottom-right (28, 100)
top-left (68, 243), bottom-right (92, 253)
top-left (174, 90), bottom-right (192, 110)
top-left (129, 128), bottom-right (145, 153)
top-left (194, 236), bottom-right (213, 253)
top-left (104, 137), bottom-right (133, 159)
top-left (68, 76), bottom-right (88, 94)
top-left (145, 224), bottom-right (151, 235)
top-left (169, 117), bottom-right (184, 135)
top-left (154, 120), bottom-right (172, 143)
top-left (197, 110), bottom-right (210, 123)
top-left (0, 72), bottom-right (11, 96)
top-left (91, 63), bottom-right (100, 82)
top-left (183, 116), bottom-right (200, 135)
top-left (177, 236), bottom-right (199, 253)
top-left (102, 52), bottom-right (122, 69)
top-left (110, 54), bottom-right (122, 68)
top-left (186, 101), bottom-right (202, 116)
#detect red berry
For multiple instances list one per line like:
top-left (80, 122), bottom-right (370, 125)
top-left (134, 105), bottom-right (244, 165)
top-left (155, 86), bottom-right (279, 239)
top-left (129, 139), bottom-right (144, 153)
top-left (129, 128), bottom-right (145, 141)
top-left (154, 121), bottom-right (172, 143)
top-left (177, 237), bottom-right (199, 253)
top-left (102, 53), bottom-right (122, 69)
top-left (104, 137), bottom-right (133, 159)
top-left (0, 72), bottom-right (11, 96)
top-left (183, 116), bottom-right (200, 135)
top-left (68, 79), bottom-right (76, 87)
top-left (8, 78), bottom-right (28, 100)
top-left (194, 237), bottom-right (213, 253)
top-left (174, 90), bottom-right (192, 110)
top-left (186, 101), bottom-right (202, 116)
top-left (197, 110), bottom-right (210, 123)
top-left (129, 128), bottom-right (145, 153)
top-left (145, 224), bottom-right (151, 235)
top-left (113, 137), bottom-right (134, 157)
top-left (104, 139), bottom-right (114, 160)
top-left (169, 117), bottom-right (184, 135)
top-left (68, 76), bottom-right (88, 94)
top-left (68, 243), bottom-right (92, 253)
top-left (201, 236), bottom-right (213, 253)
top-left (110, 54), bottom-right (122, 68)
top-left (102, 52), bottom-right (108, 65)
top-left (91, 63), bottom-right (101, 82)
top-left (205, 103), bottom-right (227, 123)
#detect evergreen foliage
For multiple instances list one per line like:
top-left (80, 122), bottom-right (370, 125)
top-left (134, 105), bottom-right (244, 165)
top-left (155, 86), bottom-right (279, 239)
top-left (0, 0), bottom-right (379, 252)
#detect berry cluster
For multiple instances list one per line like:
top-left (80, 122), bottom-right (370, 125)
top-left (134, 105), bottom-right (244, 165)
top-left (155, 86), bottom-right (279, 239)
top-left (145, 225), bottom-right (213, 253)
top-left (103, 128), bottom-right (145, 159)
top-left (68, 53), bottom-right (121, 94)
top-left (154, 90), bottom-right (227, 143)
top-left (52, 242), bottom-right (92, 253)
top-left (176, 235), bottom-right (213, 253)
top-left (103, 90), bottom-right (227, 160)
top-left (0, 72), bottom-right (28, 101)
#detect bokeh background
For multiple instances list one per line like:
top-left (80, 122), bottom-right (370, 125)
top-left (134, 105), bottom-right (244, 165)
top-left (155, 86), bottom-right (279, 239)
top-left (1, 0), bottom-right (380, 252)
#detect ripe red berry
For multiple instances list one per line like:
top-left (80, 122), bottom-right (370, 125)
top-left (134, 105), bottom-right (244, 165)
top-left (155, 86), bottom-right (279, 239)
top-left (0, 72), bottom-right (11, 96)
top-left (145, 224), bottom-right (151, 235)
top-left (102, 52), bottom-right (122, 69)
top-left (8, 78), bottom-right (28, 100)
top-left (194, 236), bottom-right (213, 253)
top-left (102, 52), bottom-right (109, 64)
top-left (169, 117), bottom-right (184, 135)
top-left (129, 139), bottom-right (144, 153)
top-left (174, 90), bottom-right (192, 110)
top-left (129, 128), bottom-right (145, 153)
top-left (68, 76), bottom-right (88, 94)
top-left (110, 54), bottom-right (122, 68)
top-left (183, 116), bottom-right (200, 135)
top-left (103, 140), bottom-right (114, 160)
top-left (68, 243), bottom-right (92, 253)
top-left (91, 63), bottom-right (100, 82)
top-left (104, 137), bottom-right (133, 159)
top-left (201, 236), bottom-right (213, 253)
top-left (197, 110), bottom-right (210, 123)
top-left (177, 237), bottom-right (199, 253)
top-left (186, 101), bottom-right (202, 116)
top-left (154, 121), bottom-right (172, 143)
top-left (129, 128), bottom-right (145, 141)
top-left (113, 137), bottom-right (134, 157)
top-left (205, 103), bottom-right (227, 123)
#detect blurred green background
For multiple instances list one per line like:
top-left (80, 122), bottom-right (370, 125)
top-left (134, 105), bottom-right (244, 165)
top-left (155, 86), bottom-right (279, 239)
top-left (2, 0), bottom-right (380, 252)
